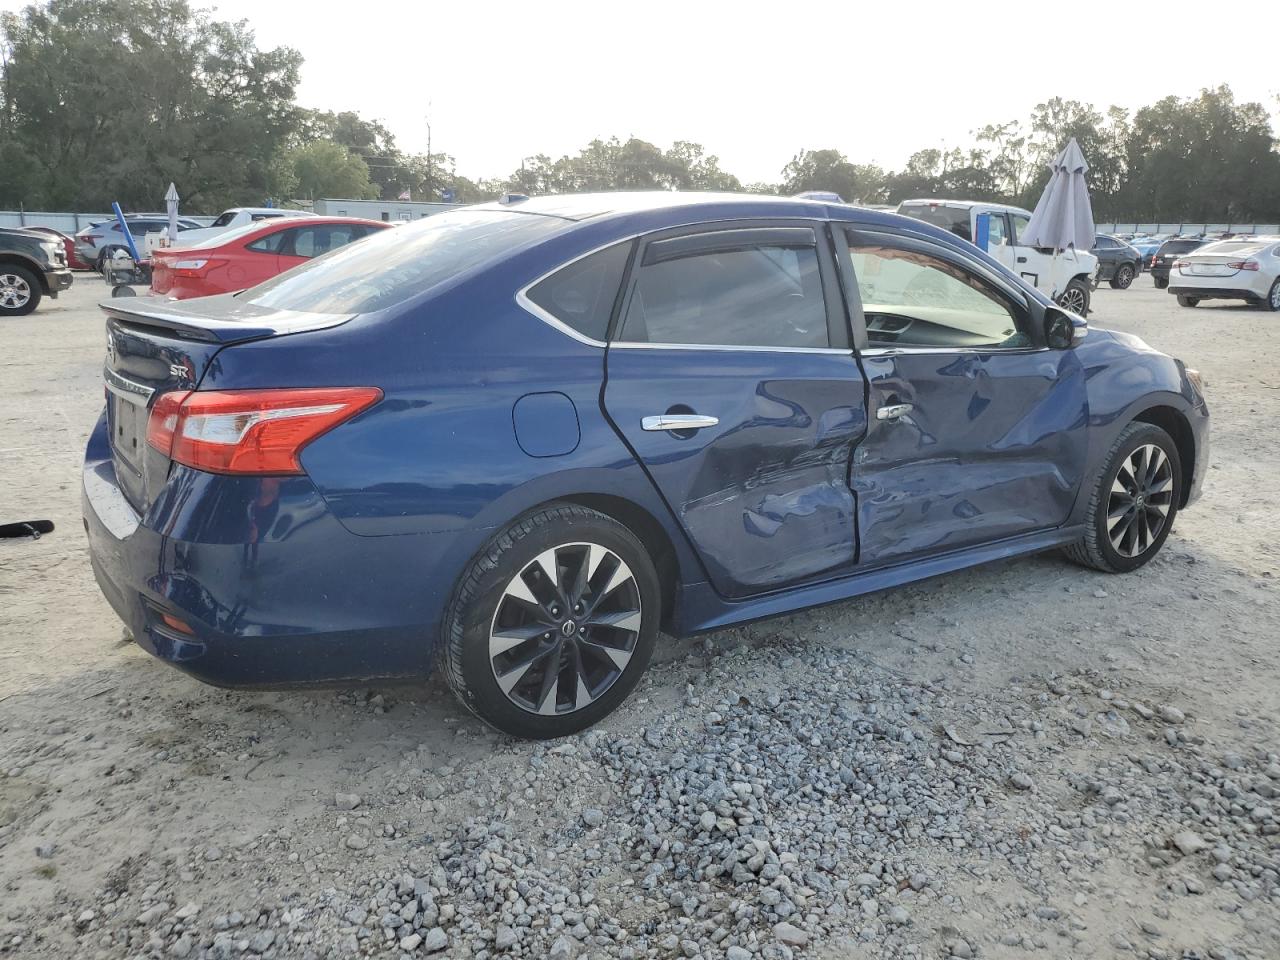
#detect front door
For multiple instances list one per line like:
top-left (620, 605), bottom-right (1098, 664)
top-left (603, 223), bottom-right (867, 599)
top-left (838, 225), bottom-right (1089, 567)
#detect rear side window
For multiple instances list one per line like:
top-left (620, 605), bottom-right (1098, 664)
top-left (524, 242), bottom-right (631, 342)
top-left (619, 244), bottom-right (829, 348)
top-left (243, 211), bottom-right (567, 314)
top-left (246, 230), bottom-right (285, 254)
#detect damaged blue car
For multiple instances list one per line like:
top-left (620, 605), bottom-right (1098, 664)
top-left (84, 192), bottom-right (1209, 738)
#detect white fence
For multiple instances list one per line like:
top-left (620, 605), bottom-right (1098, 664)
top-left (1098, 222), bottom-right (1280, 236)
top-left (1, 210), bottom-right (216, 232)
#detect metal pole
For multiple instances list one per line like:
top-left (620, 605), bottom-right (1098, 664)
top-left (425, 118), bottom-right (432, 202)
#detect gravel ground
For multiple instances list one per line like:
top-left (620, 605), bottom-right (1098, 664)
top-left (1, 275), bottom-right (1278, 960)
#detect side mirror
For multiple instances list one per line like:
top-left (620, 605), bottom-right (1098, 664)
top-left (1044, 306), bottom-right (1087, 349)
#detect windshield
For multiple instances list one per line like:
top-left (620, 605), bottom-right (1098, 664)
top-left (210, 211), bottom-right (238, 227)
top-left (241, 209), bottom-right (568, 314)
top-left (173, 220), bottom-right (274, 250)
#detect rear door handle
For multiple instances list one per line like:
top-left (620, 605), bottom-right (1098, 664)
top-left (642, 414), bottom-right (719, 432)
top-left (876, 403), bottom-right (914, 421)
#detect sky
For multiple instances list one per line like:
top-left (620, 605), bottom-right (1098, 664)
top-left (6, 0), bottom-right (1278, 184)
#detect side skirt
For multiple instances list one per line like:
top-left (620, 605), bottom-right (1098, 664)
top-left (675, 525), bottom-right (1085, 635)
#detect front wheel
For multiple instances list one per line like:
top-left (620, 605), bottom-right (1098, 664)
top-left (1109, 264), bottom-right (1135, 289)
top-left (1176, 294), bottom-right (1199, 308)
top-left (0, 265), bottom-right (42, 317)
top-left (439, 504), bottom-right (661, 739)
top-left (1063, 422), bottom-right (1181, 573)
top-left (1056, 278), bottom-right (1091, 315)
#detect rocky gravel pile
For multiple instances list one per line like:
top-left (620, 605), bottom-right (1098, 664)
top-left (5, 638), bottom-right (1277, 960)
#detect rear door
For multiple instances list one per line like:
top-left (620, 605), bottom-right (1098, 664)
top-left (602, 222), bottom-right (868, 598)
top-left (839, 223), bottom-right (1088, 565)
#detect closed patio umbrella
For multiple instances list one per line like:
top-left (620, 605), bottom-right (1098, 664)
top-left (1020, 138), bottom-right (1095, 253)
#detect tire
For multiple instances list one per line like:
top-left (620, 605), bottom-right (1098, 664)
top-left (1176, 295), bottom-right (1199, 308)
top-left (1108, 263), bottom-right (1135, 289)
top-left (1063, 422), bottom-right (1182, 574)
top-left (439, 503), bottom-right (661, 739)
top-left (1056, 278), bottom-right (1091, 315)
top-left (1153, 276), bottom-right (1169, 289)
top-left (0, 265), bottom-right (42, 317)
top-left (1264, 277), bottom-right (1280, 312)
top-left (111, 284), bottom-right (137, 298)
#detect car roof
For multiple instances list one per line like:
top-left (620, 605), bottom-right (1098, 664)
top-left (222, 206), bottom-right (318, 216)
top-left (468, 191), bottom-right (843, 223)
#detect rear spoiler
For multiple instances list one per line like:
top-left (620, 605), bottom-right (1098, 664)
top-left (100, 295), bottom-right (354, 345)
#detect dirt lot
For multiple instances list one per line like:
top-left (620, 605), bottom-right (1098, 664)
top-left (1, 276), bottom-right (1277, 960)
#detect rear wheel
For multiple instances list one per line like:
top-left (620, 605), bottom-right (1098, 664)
top-left (1153, 276), bottom-right (1169, 289)
top-left (1264, 278), bottom-right (1280, 312)
top-left (0, 265), bottom-right (41, 317)
top-left (1063, 422), bottom-right (1181, 573)
top-left (1056, 278), bottom-right (1091, 315)
top-left (440, 504), bottom-right (661, 739)
top-left (1109, 263), bottom-right (1135, 289)
top-left (1176, 294), bottom-right (1199, 307)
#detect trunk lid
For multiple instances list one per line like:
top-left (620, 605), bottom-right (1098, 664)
top-left (1176, 255), bottom-right (1244, 278)
top-left (101, 294), bottom-right (355, 511)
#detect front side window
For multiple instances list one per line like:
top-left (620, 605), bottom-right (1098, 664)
top-left (846, 239), bottom-right (1027, 350)
top-left (618, 243), bottom-right (828, 348)
top-left (525, 242), bottom-right (631, 342)
top-left (986, 213), bottom-right (1008, 248)
top-left (1010, 213), bottom-right (1031, 245)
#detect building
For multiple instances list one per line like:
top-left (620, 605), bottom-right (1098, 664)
top-left (312, 198), bottom-right (460, 222)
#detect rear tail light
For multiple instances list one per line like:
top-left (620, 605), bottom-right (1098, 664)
top-left (82, 233), bottom-right (102, 242)
top-left (172, 258), bottom-right (215, 275)
top-left (1226, 260), bottom-right (1259, 271)
top-left (146, 387), bottom-right (382, 475)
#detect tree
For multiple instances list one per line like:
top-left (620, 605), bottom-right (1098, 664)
top-left (283, 141), bottom-right (377, 201)
top-left (781, 149), bottom-right (886, 203)
top-left (0, 0), bottom-right (301, 212)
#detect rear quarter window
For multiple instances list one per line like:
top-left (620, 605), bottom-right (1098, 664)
top-left (242, 211), bottom-right (568, 314)
top-left (523, 242), bottom-right (632, 342)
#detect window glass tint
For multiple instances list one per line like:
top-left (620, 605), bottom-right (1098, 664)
top-left (846, 241), bottom-right (1025, 349)
top-left (899, 204), bottom-right (971, 242)
top-left (211, 212), bottom-right (237, 227)
top-left (1094, 236), bottom-right (1116, 249)
top-left (525, 242), bottom-right (630, 341)
top-left (1010, 213), bottom-right (1031, 245)
top-left (987, 214), bottom-right (1007, 247)
top-left (620, 244), bottom-right (828, 348)
top-left (243, 210), bottom-right (566, 314)
top-left (246, 230), bottom-right (285, 254)
top-left (1159, 239), bottom-right (1203, 255)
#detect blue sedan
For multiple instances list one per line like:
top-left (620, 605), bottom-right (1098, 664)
top-left (83, 193), bottom-right (1209, 738)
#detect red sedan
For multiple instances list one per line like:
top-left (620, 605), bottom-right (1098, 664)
top-left (150, 216), bottom-right (389, 299)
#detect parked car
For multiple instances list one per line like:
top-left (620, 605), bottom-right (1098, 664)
top-left (1092, 234), bottom-right (1142, 288)
top-left (25, 226), bottom-right (93, 270)
top-left (75, 216), bottom-right (203, 270)
top-left (84, 193), bottom-right (1209, 738)
top-left (897, 199), bottom-right (1098, 314)
top-left (1149, 238), bottom-right (1208, 288)
top-left (155, 207), bottom-right (317, 251)
top-left (150, 217), bottom-right (389, 299)
top-left (0, 226), bottom-right (74, 316)
top-left (1130, 237), bottom-right (1165, 268)
top-left (1168, 237), bottom-right (1280, 309)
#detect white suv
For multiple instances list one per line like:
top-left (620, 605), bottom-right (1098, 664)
top-left (897, 200), bottom-right (1098, 314)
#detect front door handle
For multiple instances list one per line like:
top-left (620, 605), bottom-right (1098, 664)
top-left (642, 414), bottom-right (719, 432)
top-left (876, 403), bottom-right (914, 422)
top-left (1017, 256), bottom-right (1027, 264)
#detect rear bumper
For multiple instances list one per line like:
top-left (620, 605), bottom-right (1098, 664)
top-left (81, 413), bottom-right (467, 689)
top-left (1169, 285), bottom-right (1265, 301)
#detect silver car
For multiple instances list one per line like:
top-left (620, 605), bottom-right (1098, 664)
top-left (73, 215), bottom-right (202, 270)
top-left (1169, 237), bottom-right (1280, 310)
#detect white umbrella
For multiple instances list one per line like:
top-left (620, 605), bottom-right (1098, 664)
top-left (1020, 138), bottom-right (1095, 252)
top-left (165, 182), bottom-right (180, 245)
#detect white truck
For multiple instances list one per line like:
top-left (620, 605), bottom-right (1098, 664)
top-left (897, 199), bottom-right (1097, 314)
